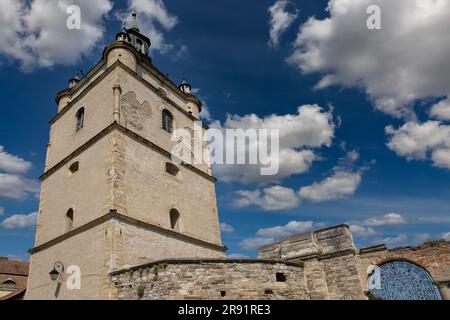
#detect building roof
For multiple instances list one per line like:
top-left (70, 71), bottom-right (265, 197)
top-left (0, 257), bottom-right (29, 276)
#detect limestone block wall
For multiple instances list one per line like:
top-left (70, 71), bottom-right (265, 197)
top-left (26, 220), bottom-right (115, 300)
top-left (111, 219), bottom-right (225, 271)
top-left (118, 131), bottom-right (221, 246)
top-left (111, 260), bottom-right (309, 300)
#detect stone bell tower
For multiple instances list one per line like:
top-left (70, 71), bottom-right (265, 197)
top-left (25, 13), bottom-right (225, 300)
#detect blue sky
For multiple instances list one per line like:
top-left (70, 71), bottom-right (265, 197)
top-left (1, 0), bottom-right (450, 260)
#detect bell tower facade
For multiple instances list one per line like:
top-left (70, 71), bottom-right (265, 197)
top-left (26, 15), bottom-right (225, 300)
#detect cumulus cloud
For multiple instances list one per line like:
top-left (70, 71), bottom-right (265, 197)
top-left (256, 220), bottom-right (319, 239)
top-left (0, 212), bottom-right (37, 229)
top-left (386, 121), bottom-right (450, 169)
top-left (239, 220), bottom-right (322, 251)
top-left (374, 233), bottom-right (408, 248)
top-left (211, 104), bottom-right (335, 184)
top-left (268, 0), bottom-right (298, 48)
top-left (119, 0), bottom-right (179, 54)
top-left (442, 232), bottom-right (450, 241)
top-left (234, 186), bottom-right (300, 211)
top-left (239, 237), bottom-right (275, 251)
top-left (298, 170), bottom-right (362, 202)
top-left (287, 0), bottom-right (450, 118)
top-left (235, 150), bottom-right (364, 211)
top-left (348, 213), bottom-right (407, 240)
top-left (430, 98), bottom-right (450, 121)
top-left (0, 0), bottom-right (113, 70)
top-left (361, 213), bottom-right (406, 227)
top-left (0, 146), bottom-right (32, 174)
top-left (220, 222), bottom-right (235, 233)
top-left (0, 173), bottom-right (40, 200)
top-left (349, 225), bottom-right (378, 239)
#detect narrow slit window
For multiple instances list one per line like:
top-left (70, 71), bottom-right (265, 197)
top-left (65, 208), bottom-right (74, 232)
top-left (75, 107), bottom-right (85, 131)
top-left (162, 110), bottom-right (173, 133)
top-left (170, 209), bottom-right (180, 231)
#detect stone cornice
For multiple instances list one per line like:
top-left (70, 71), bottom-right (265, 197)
top-left (110, 258), bottom-right (304, 276)
top-left (40, 122), bottom-right (217, 183)
top-left (29, 211), bottom-right (226, 255)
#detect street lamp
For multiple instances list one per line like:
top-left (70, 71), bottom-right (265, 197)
top-left (49, 261), bottom-right (64, 282)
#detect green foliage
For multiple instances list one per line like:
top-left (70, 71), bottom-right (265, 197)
top-left (291, 259), bottom-right (305, 267)
top-left (137, 284), bottom-right (145, 298)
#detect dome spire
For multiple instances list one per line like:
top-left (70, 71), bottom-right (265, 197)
top-left (131, 10), bottom-right (139, 31)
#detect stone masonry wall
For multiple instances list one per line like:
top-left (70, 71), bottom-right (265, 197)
top-left (111, 260), bottom-right (309, 300)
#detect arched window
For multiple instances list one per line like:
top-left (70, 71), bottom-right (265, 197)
top-left (169, 209), bottom-right (180, 231)
top-left (65, 208), bottom-right (74, 232)
top-left (75, 108), bottom-right (85, 131)
top-left (368, 261), bottom-right (442, 300)
top-left (162, 110), bottom-right (173, 133)
top-left (136, 39), bottom-right (143, 52)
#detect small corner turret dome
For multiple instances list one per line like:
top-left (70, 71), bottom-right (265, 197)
top-left (69, 75), bottom-right (81, 89)
top-left (179, 77), bottom-right (192, 94)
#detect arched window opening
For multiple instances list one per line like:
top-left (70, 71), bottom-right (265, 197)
top-left (69, 161), bottom-right (79, 174)
top-left (169, 209), bottom-right (180, 232)
top-left (166, 162), bottom-right (180, 177)
top-left (162, 110), bottom-right (173, 133)
top-left (75, 108), bottom-right (85, 131)
top-left (368, 261), bottom-right (442, 300)
top-left (65, 208), bottom-right (74, 232)
top-left (136, 39), bottom-right (143, 52)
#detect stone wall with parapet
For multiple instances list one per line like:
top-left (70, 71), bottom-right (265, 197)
top-left (259, 224), bottom-right (355, 260)
top-left (111, 260), bottom-right (309, 300)
top-left (110, 225), bottom-right (450, 300)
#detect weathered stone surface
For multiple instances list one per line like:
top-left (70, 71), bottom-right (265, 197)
top-left (112, 260), bottom-right (309, 300)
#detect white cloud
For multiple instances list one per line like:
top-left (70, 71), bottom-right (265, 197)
top-left (239, 237), bottom-right (275, 251)
top-left (0, 146), bottom-right (32, 174)
top-left (234, 186), bottom-right (300, 211)
top-left (227, 253), bottom-right (250, 259)
top-left (0, 212), bottom-right (37, 229)
top-left (234, 151), bottom-right (363, 211)
top-left (287, 0), bottom-right (450, 118)
top-left (442, 232), bottom-right (450, 241)
top-left (298, 170), bottom-right (362, 202)
top-left (349, 225), bottom-right (378, 239)
top-left (430, 98), bottom-right (450, 121)
top-left (349, 213), bottom-right (406, 239)
top-left (375, 234), bottom-right (408, 248)
top-left (414, 233), bottom-right (431, 244)
top-left (256, 220), bottom-right (319, 239)
top-left (0, 173), bottom-right (40, 200)
top-left (120, 0), bottom-right (179, 54)
top-left (386, 121), bottom-right (450, 169)
top-left (268, 0), bottom-right (298, 48)
top-left (239, 220), bottom-right (323, 251)
top-left (220, 222), bottom-right (235, 233)
top-left (0, 207), bottom-right (4, 216)
top-left (0, 0), bottom-right (113, 70)
top-left (361, 213), bottom-right (407, 227)
top-left (212, 104), bottom-right (335, 184)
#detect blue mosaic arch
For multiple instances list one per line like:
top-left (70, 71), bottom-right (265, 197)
top-left (368, 261), bottom-right (442, 300)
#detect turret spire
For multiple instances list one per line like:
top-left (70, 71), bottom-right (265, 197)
top-left (131, 10), bottom-right (139, 31)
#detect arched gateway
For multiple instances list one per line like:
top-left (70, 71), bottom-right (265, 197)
top-left (368, 261), bottom-right (442, 300)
